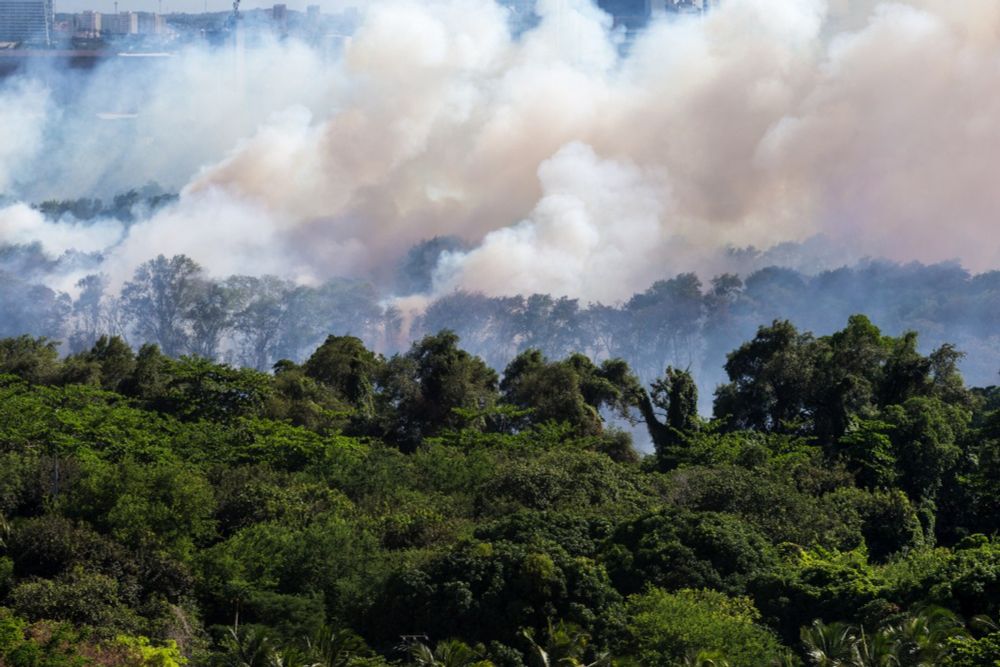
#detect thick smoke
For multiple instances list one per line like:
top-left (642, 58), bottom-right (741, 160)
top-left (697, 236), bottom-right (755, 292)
top-left (3, 0), bottom-right (1000, 302)
top-left (177, 0), bottom-right (1000, 295)
top-left (0, 79), bottom-right (49, 194)
top-left (1, 0), bottom-right (1000, 393)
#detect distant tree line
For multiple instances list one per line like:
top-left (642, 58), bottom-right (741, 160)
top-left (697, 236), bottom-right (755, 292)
top-left (1, 247), bottom-right (998, 396)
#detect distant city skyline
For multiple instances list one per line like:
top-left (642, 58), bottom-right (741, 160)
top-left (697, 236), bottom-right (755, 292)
top-left (55, 0), bottom-right (356, 15)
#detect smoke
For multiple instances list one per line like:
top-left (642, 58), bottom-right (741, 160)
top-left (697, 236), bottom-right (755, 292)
top-left (0, 204), bottom-right (122, 258)
top-left (2, 0), bottom-right (1000, 306)
top-left (0, 78), bottom-right (50, 194)
top-left (431, 142), bottom-right (668, 303)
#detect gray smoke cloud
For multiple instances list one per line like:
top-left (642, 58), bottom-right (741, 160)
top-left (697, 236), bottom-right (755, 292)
top-left (2, 0), bottom-right (1000, 303)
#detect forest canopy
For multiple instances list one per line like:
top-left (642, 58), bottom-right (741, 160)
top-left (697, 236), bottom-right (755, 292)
top-left (0, 315), bottom-right (998, 666)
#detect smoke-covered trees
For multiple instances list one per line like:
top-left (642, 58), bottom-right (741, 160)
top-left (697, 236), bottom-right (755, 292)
top-left (5, 252), bottom-right (1000, 398)
top-left (394, 235), bottom-right (468, 296)
top-left (0, 273), bottom-right (69, 341)
top-left (225, 275), bottom-right (295, 370)
top-left (110, 256), bottom-right (388, 367)
top-left (119, 254), bottom-right (205, 357)
top-left (621, 273), bottom-right (705, 376)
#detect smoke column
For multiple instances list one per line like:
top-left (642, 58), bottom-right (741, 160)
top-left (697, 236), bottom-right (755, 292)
top-left (2, 0), bottom-right (1000, 303)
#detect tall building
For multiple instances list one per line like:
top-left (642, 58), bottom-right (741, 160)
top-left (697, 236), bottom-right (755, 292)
top-left (0, 0), bottom-right (54, 45)
top-left (136, 11), bottom-right (164, 34)
top-left (103, 11), bottom-right (137, 35)
top-left (75, 9), bottom-right (101, 37)
top-left (271, 3), bottom-right (287, 33)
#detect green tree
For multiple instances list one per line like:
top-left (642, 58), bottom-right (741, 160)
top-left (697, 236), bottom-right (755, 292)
top-left (603, 509), bottom-right (776, 596)
top-left (713, 320), bottom-right (817, 433)
top-left (303, 335), bottom-right (381, 419)
top-left (621, 588), bottom-right (785, 667)
top-left (501, 351), bottom-right (636, 437)
top-left (631, 366), bottom-right (700, 463)
top-left (407, 638), bottom-right (493, 667)
top-left (521, 620), bottom-right (610, 667)
top-left (0, 336), bottom-right (60, 384)
top-left (378, 331), bottom-right (498, 450)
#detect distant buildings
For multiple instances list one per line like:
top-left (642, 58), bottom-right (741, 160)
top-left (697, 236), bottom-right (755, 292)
top-left (65, 9), bottom-right (167, 38)
top-left (271, 3), bottom-right (286, 34)
top-left (0, 0), bottom-right (54, 45)
top-left (103, 11), bottom-right (137, 35)
top-left (75, 9), bottom-right (100, 37)
top-left (136, 11), bottom-right (165, 35)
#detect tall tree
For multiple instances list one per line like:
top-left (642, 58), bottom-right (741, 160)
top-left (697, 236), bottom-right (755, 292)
top-left (303, 335), bottom-right (382, 419)
top-left (378, 331), bottom-right (498, 449)
top-left (120, 255), bottom-right (203, 357)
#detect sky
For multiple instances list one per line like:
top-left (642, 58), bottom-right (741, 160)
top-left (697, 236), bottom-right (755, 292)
top-left (55, 0), bottom-right (357, 15)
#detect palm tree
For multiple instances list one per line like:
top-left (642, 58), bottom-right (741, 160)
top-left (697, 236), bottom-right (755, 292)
top-left (801, 619), bottom-right (862, 667)
top-left (682, 649), bottom-right (731, 667)
top-left (306, 627), bottom-right (371, 667)
top-left (522, 621), bottom-right (611, 667)
top-left (970, 614), bottom-right (999, 635)
top-left (268, 646), bottom-right (312, 667)
top-left (769, 650), bottom-right (800, 667)
top-left (406, 638), bottom-right (491, 667)
top-left (883, 606), bottom-right (968, 666)
top-left (223, 626), bottom-right (279, 667)
top-left (853, 628), bottom-right (899, 667)
top-left (801, 607), bottom-right (970, 667)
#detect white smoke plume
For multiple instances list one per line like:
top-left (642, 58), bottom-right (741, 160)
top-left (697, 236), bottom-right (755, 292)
top-left (2, 0), bottom-right (1000, 303)
top-left (0, 79), bottom-right (50, 193)
top-left (0, 204), bottom-right (122, 258)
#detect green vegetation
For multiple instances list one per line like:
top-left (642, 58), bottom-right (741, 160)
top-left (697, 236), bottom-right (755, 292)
top-left (0, 317), bottom-right (998, 665)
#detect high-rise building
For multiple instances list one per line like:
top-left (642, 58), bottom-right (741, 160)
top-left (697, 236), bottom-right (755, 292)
top-left (75, 9), bottom-right (101, 37)
top-left (271, 3), bottom-right (287, 32)
top-left (0, 0), bottom-right (54, 45)
top-left (103, 11), bottom-right (137, 35)
top-left (136, 11), bottom-right (164, 34)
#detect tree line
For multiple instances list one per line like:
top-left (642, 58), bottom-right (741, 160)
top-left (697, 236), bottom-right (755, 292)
top-left (2, 249), bottom-right (1000, 395)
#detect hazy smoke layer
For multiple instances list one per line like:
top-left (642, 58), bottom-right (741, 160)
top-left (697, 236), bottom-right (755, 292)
top-left (2, 0), bottom-right (1000, 302)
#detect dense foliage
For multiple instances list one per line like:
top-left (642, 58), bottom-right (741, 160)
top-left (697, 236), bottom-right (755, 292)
top-left (0, 317), bottom-right (998, 666)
